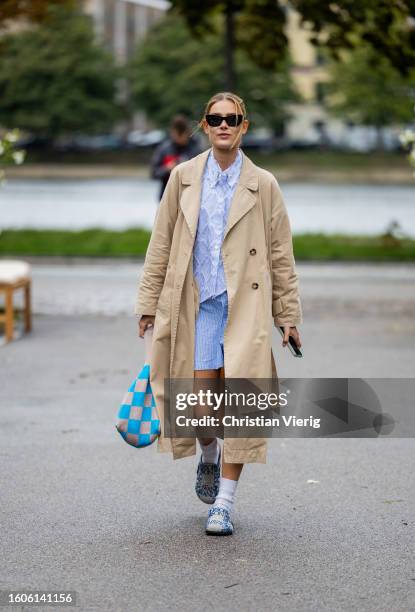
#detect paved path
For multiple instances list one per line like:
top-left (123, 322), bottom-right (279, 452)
top-left (1, 262), bottom-right (414, 611)
top-left (12, 260), bottom-right (415, 377)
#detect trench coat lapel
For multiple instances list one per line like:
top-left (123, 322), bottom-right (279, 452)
top-left (179, 147), bottom-right (259, 240)
top-left (224, 156), bottom-right (258, 240)
top-left (179, 148), bottom-right (209, 239)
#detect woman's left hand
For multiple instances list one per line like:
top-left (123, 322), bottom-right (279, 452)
top-left (282, 325), bottom-right (301, 348)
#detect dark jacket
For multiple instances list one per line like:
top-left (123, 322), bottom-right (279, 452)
top-left (150, 136), bottom-right (201, 200)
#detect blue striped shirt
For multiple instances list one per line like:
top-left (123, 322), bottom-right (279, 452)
top-left (193, 147), bottom-right (243, 303)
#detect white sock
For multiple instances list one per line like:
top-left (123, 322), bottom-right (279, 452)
top-left (213, 477), bottom-right (238, 514)
top-left (199, 438), bottom-right (220, 464)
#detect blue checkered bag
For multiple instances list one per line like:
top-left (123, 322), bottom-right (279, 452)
top-left (115, 326), bottom-right (160, 448)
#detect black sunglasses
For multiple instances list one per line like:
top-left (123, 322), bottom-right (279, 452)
top-left (205, 114), bottom-right (244, 127)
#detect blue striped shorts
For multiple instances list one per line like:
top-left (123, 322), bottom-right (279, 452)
top-left (194, 290), bottom-right (228, 370)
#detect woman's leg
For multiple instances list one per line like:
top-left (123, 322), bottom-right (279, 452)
top-left (204, 366), bottom-right (242, 534)
top-left (193, 368), bottom-right (221, 447)
top-left (193, 368), bottom-right (222, 505)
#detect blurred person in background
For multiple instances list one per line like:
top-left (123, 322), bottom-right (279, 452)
top-left (150, 114), bottom-right (201, 200)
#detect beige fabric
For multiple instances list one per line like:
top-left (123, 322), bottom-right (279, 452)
top-left (135, 147), bottom-right (302, 463)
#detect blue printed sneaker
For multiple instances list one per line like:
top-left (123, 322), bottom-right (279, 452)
top-left (195, 446), bottom-right (221, 504)
top-left (205, 506), bottom-right (234, 536)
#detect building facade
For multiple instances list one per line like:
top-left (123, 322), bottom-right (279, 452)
top-left (285, 7), bottom-right (400, 150)
top-left (286, 7), bottom-right (341, 146)
top-left (83, 0), bottom-right (169, 63)
top-left (83, 0), bottom-right (169, 130)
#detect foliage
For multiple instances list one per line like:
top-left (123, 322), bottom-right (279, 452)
top-left (325, 43), bottom-right (415, 129)
top-left (286, 0), bottom-right (415, 77)
top-left (171, 1), bottom-right (415, 75)
top-left (170, 0), bottom-right (288, 72)
top-left (127, 12), bottom-right (299, 131)
top-left (0, 0), bottom-right (74, 26)
top-left (0, 129), bottom-right (25, 183)
top-left (0, 5), bottom-right (121, 138)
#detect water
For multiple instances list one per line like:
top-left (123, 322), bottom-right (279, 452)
top-left (1, 178), bottom-right (414, 236)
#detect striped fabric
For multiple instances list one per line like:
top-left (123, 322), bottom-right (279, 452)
top-left (194, 290), bottom-right (228, 370)
top-left (193, 149), bottom-right (242, 371)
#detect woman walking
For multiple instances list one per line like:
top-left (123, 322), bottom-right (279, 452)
top-left (136, 92), bottom-right (302, 536)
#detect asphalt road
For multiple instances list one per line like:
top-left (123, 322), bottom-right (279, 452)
top-left (1, 261), bottom-right (414, 611)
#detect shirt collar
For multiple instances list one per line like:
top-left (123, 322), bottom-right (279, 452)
top-left (206, 148), bottom-right (242, 189)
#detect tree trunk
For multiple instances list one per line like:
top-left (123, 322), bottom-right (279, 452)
top-left (224, 4), bottom-right (235, 91)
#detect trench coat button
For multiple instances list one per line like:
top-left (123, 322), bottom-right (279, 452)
top-left (249, 248), bottom-right (256, 255)
top-left (251, 282), bottom-right (259, 290)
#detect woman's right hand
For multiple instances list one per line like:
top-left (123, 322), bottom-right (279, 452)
top-left (138, 315), bottom-right (155, 338)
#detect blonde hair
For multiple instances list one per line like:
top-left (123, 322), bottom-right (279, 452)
top-left (191, 91), bottom-right (247, 150)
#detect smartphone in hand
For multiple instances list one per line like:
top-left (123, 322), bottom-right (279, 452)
top-left (278, 326), bottom-right (303, 358)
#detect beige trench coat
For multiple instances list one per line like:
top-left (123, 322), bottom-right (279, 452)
top-left (135, 147), bottom-right (302, 463)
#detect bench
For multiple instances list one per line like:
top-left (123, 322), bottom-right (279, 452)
top-left (0, 260), bottom-right (32, 343)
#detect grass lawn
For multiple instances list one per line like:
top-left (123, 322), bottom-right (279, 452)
top-left (1, 229), bottom-right (414, 261)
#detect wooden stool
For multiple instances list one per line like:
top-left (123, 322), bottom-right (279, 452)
top-left (0, 260), bottom-right (32, 343)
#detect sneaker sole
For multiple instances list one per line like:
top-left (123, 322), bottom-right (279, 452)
top-left (196, 493), bottom-right (216, 504)
top-left (205, 529), bottom-right (233, 536)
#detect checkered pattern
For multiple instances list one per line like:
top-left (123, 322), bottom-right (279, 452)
top-left (115, 363), bottom-right (160, 448)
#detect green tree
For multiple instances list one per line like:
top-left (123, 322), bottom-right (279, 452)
top-left (170, 0), bottom-right (415, 90)
top-left (127, 12), bottom-right (299, 133)
top-left (0, 5), bottom-right (121, 139)
top-left (325, 44), bottom-right (415, 148)
top-left (170, 0), bottom-right (288, 90)
top-left (292, 0), bottom-right (415, 76)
